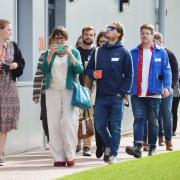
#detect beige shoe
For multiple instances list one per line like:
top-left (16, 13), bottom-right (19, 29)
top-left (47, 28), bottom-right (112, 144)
top-left (159, 136), bottom-right (165, 146)
top-left (143, 145), bottom-right (149, 151)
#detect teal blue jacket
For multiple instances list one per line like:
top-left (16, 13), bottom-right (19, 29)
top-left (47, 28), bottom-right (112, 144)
top-left (40, 48), bottom-right (84, 89)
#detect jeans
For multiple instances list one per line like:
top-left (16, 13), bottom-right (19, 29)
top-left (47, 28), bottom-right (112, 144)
top-left (143, 119), bottom-right (148, 143)
top-left (94, 95), bottom-right (124, 156)
top-left (158, 95), bottom-right (173, 140)
top-left (131, 95), bottom-right (161, 146)
top-left (172, 97), bottom-right (180, 133)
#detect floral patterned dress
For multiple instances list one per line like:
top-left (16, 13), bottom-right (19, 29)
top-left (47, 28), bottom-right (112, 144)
top-left (0, 41), bottom-right (20, 132)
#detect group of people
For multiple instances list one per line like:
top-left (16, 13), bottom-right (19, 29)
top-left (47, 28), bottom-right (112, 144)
top-left (0, 18), bottom-right (179, 167)
top-left (33, 21), bottom-right (179, 167)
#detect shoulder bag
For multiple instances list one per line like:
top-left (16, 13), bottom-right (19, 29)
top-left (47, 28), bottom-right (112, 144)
top-left (71, 78), bottom-right (92, 109)
top-left (78, 109), bottom-right (94, 139)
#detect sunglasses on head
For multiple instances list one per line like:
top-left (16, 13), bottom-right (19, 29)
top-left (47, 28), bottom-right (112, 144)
top-left (107, 25), bottom-right (116, 31)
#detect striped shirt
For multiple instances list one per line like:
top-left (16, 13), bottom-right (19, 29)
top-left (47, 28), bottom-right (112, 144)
top-left (32, 53), bottom-right (46, 101)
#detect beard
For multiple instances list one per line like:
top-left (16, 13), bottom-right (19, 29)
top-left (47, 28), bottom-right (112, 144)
top-left (83, 39), bottom-right (93, 45)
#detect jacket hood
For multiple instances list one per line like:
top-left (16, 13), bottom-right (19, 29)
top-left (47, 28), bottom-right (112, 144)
top-left (104, 41), bottom-right (123, 49)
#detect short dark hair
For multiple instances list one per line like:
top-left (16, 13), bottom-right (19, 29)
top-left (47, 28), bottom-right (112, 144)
top-left (50, 26), bottom-right (69, 40)
top-left (82, 26), bottom-right (96, 36)
top-left (96, 31), bottom-right (106, 47)
top-left (140, 24), bottom-right (154, 34)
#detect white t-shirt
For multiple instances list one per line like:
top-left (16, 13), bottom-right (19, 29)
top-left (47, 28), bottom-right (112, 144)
top-left (50, 55), bottom-right (68, 91)
top-left (140, 49), bottom-right (152, 97)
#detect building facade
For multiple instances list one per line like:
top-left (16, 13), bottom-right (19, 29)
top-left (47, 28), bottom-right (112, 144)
top-left (0, 0), bottom-right (179, 153)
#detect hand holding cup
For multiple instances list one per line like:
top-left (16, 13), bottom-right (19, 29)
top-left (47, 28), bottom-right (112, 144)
top-left (94, 70), bottom-right (103, 79)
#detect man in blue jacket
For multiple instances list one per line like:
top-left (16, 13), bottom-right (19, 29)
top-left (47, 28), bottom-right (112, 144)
top-left (86, 21), bottom-right (133, 163)
top-left (126, 24), bottom-right (172, 158)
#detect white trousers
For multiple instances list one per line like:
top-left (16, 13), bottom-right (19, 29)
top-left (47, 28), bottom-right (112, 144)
top-left (46, 88), bottom-right (79, 162)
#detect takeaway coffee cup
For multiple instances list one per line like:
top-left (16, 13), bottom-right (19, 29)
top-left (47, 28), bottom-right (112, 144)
top-left (95, 70), bottom-right (103, 79)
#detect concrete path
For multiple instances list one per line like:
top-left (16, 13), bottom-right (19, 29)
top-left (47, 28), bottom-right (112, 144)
top-left (0, 132), bottom-right (180, 180)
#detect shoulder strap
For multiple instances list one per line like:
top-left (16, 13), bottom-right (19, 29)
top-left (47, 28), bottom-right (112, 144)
top-left (94, 47), bottom-right (99, 70)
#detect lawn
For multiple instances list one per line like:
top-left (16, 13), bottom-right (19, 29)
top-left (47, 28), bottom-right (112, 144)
top-left (57, 151), bottom-right (180, 180)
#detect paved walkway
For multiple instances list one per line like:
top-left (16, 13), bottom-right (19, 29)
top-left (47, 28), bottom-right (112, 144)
top-left (0, 132), bottom-right (180, 180)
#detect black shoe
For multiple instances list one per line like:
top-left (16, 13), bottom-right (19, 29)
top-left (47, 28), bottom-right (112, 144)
top-left (96, 147), bottom-right (104, 158)
top-left (0, 157), bottom-right (4, 166)
top-left (76, 145), bottom-right (81, 153)
top-left (148, 146), bottom-right (156, 156)
top-left (173, 132), bottom-right (176, 136)
top-left (103, 147), bottom-right (110, 163)
top-left (126, 145), bottom-right (142, 158)
top-left (83, 147), bottom-right (91, 156)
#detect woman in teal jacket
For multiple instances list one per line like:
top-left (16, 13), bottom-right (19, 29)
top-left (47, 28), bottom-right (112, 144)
top-left (40, 26), bottom-right (83, 167)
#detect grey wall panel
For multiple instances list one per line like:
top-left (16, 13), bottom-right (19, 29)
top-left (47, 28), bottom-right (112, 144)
top-left (17, 0), bottom-right (33, 81)
top-left (55, 0), bottom-right (66, 27)
top-left (5, 85), bottom-right (43, 154)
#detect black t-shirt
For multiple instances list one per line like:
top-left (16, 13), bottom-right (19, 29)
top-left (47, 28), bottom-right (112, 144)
top-left (77, 46), bottom-right (95, 85)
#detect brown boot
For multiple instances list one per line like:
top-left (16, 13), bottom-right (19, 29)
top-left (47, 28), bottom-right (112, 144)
top-left (159, 136), bottom-right (164, 146)
top-left (165, 140), bottom-right (173, 151)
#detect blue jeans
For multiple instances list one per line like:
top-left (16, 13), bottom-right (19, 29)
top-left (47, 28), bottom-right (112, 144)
top-left (158, 94), bottom-right (173, 140)
top-left (143, 119), bottom-right (148, 143)
top-left (131, 95), bottom-right (161, 146)
top-left (94, 95), bottom-right (124, 156)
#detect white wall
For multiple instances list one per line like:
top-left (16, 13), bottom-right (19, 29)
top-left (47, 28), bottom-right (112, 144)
top-left (32, 0), bottom-right (47, 75)
top-left (166, 0), bottom-right (180, 64)
top-left (66, 0), bottom-right (156, 49)
top-left (5, 84), bottom-right (43, 154)
top-left (0, 0), bottom-right (17, 40)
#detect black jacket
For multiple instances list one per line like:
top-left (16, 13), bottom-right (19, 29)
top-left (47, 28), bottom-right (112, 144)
top-left (165, 48), bottom-right (178, 89)
top-left (11, 42), bottom-right (25, 81)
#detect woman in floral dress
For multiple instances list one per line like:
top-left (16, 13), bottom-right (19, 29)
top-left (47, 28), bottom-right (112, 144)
top-left (0, 19), bottom-right (25, 166)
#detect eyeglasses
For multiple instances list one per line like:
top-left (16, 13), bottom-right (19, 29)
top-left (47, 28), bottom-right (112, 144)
top-left (107, 26), bottom-right (116, 31)
top-left (55, 36), bottom-right (65, 40)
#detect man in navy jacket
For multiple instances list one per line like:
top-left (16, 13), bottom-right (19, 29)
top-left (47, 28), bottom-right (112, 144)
top-left (126, 24), bottom-right (172, 158)
top-left (154, 32), bottom-right (178, 151)
top-left (86, 21), bottom-right (133, 163)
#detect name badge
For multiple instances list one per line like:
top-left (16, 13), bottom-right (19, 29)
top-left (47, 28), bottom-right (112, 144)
top-left (111, 58), bottom-right (120, 61)
top-left (155, 58), bottom-right (161, 62)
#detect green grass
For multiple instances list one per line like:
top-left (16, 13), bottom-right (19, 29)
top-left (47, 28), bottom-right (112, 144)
top-left (57, 151), bottom-right (180, 180)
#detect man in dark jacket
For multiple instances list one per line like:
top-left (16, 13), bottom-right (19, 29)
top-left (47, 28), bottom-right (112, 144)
top-left (154, 32), bottom-right (178, 151)
top-left (86, 21), bottom-right (133, 164)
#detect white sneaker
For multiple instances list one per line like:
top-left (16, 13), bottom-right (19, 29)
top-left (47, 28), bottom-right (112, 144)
top-left (108, 155), bottom-right (117, 164)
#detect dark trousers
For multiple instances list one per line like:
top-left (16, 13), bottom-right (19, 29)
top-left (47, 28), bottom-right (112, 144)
top-left (95, 128), bottom-right (104, 150)
top-left (172, 97), bottom-right (180, 133)
top-left (40, 94), bottom-right (49, 142)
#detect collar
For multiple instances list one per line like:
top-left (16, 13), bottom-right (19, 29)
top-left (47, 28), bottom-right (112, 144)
top-left (139, 42), bottom-right (154, 51)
